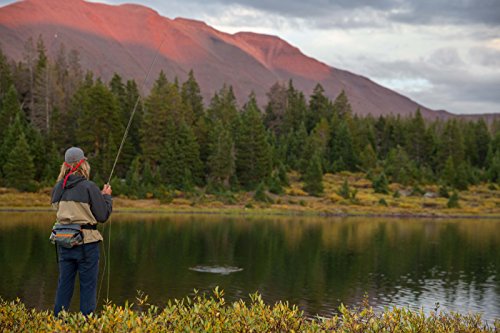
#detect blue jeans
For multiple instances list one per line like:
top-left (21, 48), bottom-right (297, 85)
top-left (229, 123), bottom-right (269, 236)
top-left (54, 242), bottom-right (100, 316)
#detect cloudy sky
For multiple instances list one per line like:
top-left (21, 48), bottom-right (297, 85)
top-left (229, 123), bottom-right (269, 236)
top-left (3, 0), bottom-right (500, 114)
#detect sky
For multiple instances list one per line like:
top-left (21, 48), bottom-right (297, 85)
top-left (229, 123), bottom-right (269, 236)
top-left (2, 0), bottom-right (500, 114)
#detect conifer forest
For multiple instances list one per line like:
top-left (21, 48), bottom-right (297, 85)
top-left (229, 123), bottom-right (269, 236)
top-left (1, 36), bottom-right (499, 198)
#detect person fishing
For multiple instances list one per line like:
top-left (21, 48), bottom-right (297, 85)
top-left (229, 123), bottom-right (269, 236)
top-left (50, 147), bottom-right (112, 316)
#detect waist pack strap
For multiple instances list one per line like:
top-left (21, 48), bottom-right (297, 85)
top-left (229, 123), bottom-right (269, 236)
top-left (81, 224), bottom-right (97, 230)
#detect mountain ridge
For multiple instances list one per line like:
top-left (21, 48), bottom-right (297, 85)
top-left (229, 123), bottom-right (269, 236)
top-left (0, 0), bottom-right (497, 120)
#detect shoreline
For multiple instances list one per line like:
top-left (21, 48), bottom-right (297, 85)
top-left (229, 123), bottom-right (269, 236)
top-left (1, 206), bottom-right (500, 220)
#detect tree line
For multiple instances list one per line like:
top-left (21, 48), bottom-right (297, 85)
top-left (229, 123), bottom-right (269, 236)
top-left (0, 36), bottom-right (499, 198)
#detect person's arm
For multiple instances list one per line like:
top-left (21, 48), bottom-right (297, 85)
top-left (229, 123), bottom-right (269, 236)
top-left (88, 183), bottom-right (113, 222)
top-left (51, 182), bottom-right (63, 208)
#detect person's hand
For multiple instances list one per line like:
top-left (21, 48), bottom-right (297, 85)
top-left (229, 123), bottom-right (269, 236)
top-left (102, 184), bottom-right (112, 195)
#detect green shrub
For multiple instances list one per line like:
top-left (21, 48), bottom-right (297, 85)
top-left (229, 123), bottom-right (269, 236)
top-left (372, 172), bottom-right (389, 194)
top-left (439, 185), bottom-right (450, 198)
top-left (379, 198), bottom-right (388, 206)
top-left (267, 175), bottom-right (284, 195)
top-left (337, 179), bottom-right (358, 203)
top-left (393, 190), bottom-right (400, 198)
top-left (338, 179), bottom-right (351, 199)
top-left (411, 185), bottom-right (425, 196)
top-left (216, 191), bottom-right (237, 205)
top-left (447, 191), bottom-right (460, 208)
top-left (0, 291), bottom-right (497, 333)
top-left (253, 183), bottom-right (273, 203)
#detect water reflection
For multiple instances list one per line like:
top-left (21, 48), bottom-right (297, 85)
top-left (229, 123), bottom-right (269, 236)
top-left (0, 212), bottom-right (498, 322)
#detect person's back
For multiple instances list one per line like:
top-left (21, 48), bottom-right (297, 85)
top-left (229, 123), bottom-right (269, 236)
top-left (51, 147), bottom-right (112, 316)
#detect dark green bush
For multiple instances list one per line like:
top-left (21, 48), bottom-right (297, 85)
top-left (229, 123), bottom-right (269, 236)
top-left (447, 191), bottom-right (460, 208)
top-left (438, 185), bottom-right (450, 198)
top-left (372, 172), bottom-right (389, 194)
top-left (379, 198), bottom-right (388, 206)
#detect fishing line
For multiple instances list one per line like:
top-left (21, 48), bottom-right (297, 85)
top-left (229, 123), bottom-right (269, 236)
top-left (98, 35), bottom-right (167, 302)
top-left (107, 36), bottom-right (167, 185)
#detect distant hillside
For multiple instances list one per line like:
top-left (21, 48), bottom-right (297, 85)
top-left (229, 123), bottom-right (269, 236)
top-left (0, 0), bottom-right (496, 120)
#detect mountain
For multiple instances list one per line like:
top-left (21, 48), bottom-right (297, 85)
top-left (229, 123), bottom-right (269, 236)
top-left (0, 0), bottom-right (486, 119)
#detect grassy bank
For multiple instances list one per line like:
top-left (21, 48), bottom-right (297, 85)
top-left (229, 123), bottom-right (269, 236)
top-left (1, 290), bottom-right (498, 332)
top-left (1, 172), bottom-right (499, 218)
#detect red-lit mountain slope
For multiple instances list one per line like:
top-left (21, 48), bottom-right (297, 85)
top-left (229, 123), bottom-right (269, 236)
top-left (0, 0), bottom-right (461, 118)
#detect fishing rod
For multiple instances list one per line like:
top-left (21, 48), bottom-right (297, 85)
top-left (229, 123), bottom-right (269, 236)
top-left (107, 36), bottom-right (167, 185)
top-left (98, 35), bottom-right (166, 302)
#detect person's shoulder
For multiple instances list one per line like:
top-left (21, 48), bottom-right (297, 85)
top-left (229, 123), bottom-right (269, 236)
top-left (80, 179), bottom-right (100, 191)
top-left (52, 179), bottom-right (63, 190)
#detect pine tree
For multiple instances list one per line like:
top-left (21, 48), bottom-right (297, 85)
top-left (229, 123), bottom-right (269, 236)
top-left (160, 121), bottom-right (202, 189)
top-left (159, 120), bottom-right (182, 188)
top-left (359, 143), bottom-right (377, 172)
top-left (25, 126), bottom-right (46, 181)
top-left (264, 81), bottom-right (287, 135)
top-left (109, 74), bottom-right (126, 107)
top-left (109, 74), bottom-right (140, 173)
top-left (329, 118), bottom-right (357, 172)
top-left (300, 118), bottom-right (330, 173)
top-left (405, 109), bottom-right (429, 167)
top-left (303, 154), bottom-right (323, 196)
top-left (372, 172), bottom-right (389, 194)
top-left (181, 70), bottom-right (204, 123)
top-left (32, 35), bottom-right (53, 133)
top-left (141, 71), bottom-right (176, 166)
top-left (0, 85), bottom-right (21, 140)
top-left (42, 142), bottom-right (61, 183)
top-left (0, 45), bottom-right (13, 104)
top-left (208, 120), bottom-right (235, 188)
top-left (179, 121), bottom-right (203, 187)
top-left (3, 132), bottom-right (35, 191)
top-left (23, 37), bottom-right (36, 116)
top-left (125, 156), bottom-right (142, 196)
top-left (306, 83), bottom-right (331, 132)
top-left (282, 80), bottom-right (307, 134)
top-left (0, 113), bottom-right (25, 172)
top-left (438, 119), bottom-right (465, 171)
top-left (207, 85), bottom-right (239, 129)
top-left (76, 81), bottom-right (123, 177)
top-left (236, 94), bottom-right (272, 189)
top-left (487, 150), bottom-right (500, 184)
top-left (331, 90), bottom-right (352, 119)
top-left (124, 79), bottom-right (143, 150)
top-left (442, 156), bottom-right (469, 190)
top-left (384, 146), bottom-right (414, 185)
top-left (350, 116), bottom-right (376, 161)
top-left (473, 119), bottom-right (491, 169)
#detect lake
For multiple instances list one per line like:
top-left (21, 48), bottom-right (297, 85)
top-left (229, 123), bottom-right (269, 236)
top-left (0, 212), bottom-right (499, 322)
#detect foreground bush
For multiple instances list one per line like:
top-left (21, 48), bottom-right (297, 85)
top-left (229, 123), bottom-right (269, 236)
top-left (1, 289), bottom-right (498, 332)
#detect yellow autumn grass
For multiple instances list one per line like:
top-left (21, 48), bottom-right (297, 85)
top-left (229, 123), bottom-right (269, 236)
top-left (1, 172), bottom-right (499, 217)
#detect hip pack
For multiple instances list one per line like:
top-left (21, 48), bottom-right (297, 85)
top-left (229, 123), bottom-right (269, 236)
top-left (49, 224), bottom-right (97, 248)
top-left (49, 224), bottom-right (84, 248)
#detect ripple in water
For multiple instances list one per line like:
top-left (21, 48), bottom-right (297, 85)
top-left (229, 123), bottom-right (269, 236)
top-left (189, 265), bottom-right (243, 275)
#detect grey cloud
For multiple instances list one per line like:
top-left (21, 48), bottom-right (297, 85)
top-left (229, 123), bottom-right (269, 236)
top-left (339, 54), bottom-right (500, 113)
top-left (177, 0), bottom-right (500, 28)
top-left (389, 0), bottom-right (500, 26)
top-left (428, 48), bottom-right (465, 68)
top-left (188, 0), bottom-right (396, 19)
top-left (469, 47), bottom-right (500, 68)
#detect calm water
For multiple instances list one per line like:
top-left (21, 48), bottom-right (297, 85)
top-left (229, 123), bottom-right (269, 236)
top-left (0, 212), bottom-right (499, 322)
